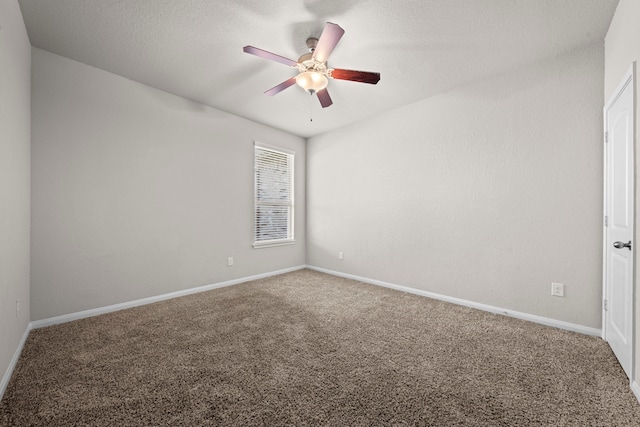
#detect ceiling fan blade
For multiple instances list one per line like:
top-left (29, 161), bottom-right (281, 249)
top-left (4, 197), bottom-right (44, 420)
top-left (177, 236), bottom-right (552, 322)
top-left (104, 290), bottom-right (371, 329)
top-left (312, 22), bottom-right (345, 63)
top-left (264, 77), bottom-right (297, 96)
top-left (329, 68), bottom-right (381, 85)
top-left (316, 88), bottom-right (333, 108)
top-left (243, 46), bottom-right (298, 67)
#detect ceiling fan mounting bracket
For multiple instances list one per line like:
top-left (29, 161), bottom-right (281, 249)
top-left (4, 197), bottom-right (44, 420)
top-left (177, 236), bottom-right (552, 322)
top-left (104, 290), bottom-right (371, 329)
top-left (306, 37), bottom-right (319, 52)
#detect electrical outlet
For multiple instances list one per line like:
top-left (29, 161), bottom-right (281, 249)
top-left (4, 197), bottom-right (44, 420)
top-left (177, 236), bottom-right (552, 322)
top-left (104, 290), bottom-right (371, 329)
top-left (227, 257), bottom-right (234, 266)
top-left (551, 283), bottom-right (564, 297)
top-left (16, 299), bottom-right (20, 317)
top-left (338, 251), bottom-right (344, 260)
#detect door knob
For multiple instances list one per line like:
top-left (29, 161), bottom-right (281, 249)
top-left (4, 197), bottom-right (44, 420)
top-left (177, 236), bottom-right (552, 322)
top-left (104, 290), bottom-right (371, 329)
top-left (613, 241), bottom-right (632, 250)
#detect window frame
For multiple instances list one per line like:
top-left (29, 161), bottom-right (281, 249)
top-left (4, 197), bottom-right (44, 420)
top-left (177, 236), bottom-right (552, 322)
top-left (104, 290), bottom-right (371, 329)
top-left (252, 141), bottom-right (295, 249)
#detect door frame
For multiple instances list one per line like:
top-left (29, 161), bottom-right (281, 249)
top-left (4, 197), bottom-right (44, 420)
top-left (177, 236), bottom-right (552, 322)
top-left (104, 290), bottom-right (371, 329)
top-left (602, 62), bottom-right (636, 382)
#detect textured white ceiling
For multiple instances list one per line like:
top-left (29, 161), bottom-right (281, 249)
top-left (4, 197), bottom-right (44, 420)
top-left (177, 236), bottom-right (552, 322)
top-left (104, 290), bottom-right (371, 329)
top-left (18, 0), bottom-right (618, 138)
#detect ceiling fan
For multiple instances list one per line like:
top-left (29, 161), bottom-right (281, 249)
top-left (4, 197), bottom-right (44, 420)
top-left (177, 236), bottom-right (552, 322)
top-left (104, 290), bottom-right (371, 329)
top-left (243, 22), bottom-right (380, 108)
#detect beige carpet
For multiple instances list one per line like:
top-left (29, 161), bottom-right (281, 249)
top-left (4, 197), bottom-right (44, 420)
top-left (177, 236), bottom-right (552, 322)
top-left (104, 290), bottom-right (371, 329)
top-left (1, 269), bottom-right (639, 426)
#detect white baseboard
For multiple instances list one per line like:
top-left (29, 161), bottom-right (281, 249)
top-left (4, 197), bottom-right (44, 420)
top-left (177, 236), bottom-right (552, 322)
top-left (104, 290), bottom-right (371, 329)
top-left (0, 324), bottom-right (31, 401)
top-left (31, 265), bottom-right (306, 330)
top-left (632, 381), bottom-right (640, 404)
top-left (307, 265), bottom-right (602, 337)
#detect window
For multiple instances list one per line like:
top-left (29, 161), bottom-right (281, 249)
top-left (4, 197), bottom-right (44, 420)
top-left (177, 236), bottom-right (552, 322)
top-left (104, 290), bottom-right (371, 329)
top-left (253, 142), bottom-right (294, 248)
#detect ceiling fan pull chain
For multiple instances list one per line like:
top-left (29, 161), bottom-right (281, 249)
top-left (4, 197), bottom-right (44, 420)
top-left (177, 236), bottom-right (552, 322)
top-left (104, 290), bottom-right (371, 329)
top-left (309, 92), bottom-right (313, 122)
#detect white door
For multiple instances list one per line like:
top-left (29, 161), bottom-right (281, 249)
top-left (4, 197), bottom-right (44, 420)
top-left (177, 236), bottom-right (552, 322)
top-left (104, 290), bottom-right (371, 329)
top-left (604, 65), bottom-right (635, 379)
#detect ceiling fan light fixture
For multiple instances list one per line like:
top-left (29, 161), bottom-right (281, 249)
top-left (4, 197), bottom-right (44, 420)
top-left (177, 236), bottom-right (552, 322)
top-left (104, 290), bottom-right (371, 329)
top-left (296, 71), bottom-right (328, 94)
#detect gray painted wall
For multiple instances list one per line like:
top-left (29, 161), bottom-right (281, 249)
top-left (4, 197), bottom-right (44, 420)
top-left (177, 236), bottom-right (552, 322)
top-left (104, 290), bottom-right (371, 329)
top-left (307, 43), bottom-right (604, 329)
top-left (0, 0), bottom-right (31, 391)
top-left (604, 0), bottom-right (640, 393)
top-left (31, 48), bottom-right (306, 320)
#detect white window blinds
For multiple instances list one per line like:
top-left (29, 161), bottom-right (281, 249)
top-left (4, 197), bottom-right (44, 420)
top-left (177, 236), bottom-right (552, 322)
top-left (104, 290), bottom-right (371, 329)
top-left (254, 143), bottom-right (294, 247)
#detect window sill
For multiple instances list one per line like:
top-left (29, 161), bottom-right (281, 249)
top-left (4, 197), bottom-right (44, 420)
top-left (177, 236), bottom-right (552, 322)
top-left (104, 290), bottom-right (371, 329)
top-left (252, 239), bottom-right (296, 249)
